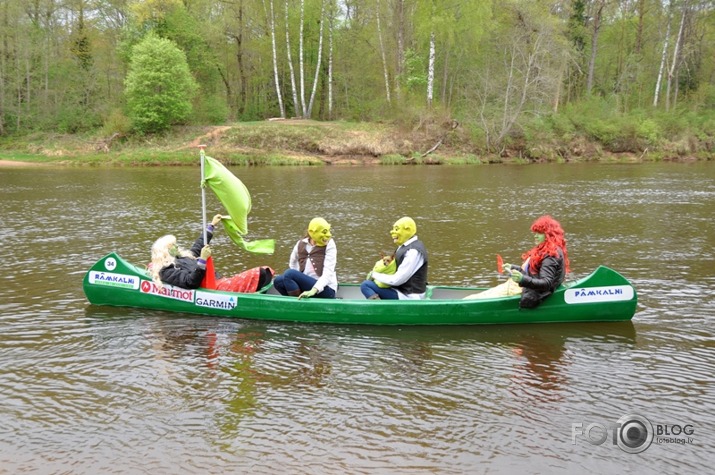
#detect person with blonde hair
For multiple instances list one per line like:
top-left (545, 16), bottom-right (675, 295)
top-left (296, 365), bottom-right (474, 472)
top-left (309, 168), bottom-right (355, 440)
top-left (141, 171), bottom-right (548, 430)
top-left (150, 214), bottom-right (275, 293)
top-left (273, 217), bottom-right (338, 299)
top-left (149, 214), bottom-right (223, 290)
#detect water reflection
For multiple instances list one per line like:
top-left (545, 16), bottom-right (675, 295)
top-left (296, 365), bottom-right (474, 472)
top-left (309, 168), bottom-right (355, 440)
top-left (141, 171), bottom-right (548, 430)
top-left (506, 322), bottom-right (637, 405)
top-left (84, 305), bottom-right (637, 437)
top-left (3, 163), bottom-right (714, 473)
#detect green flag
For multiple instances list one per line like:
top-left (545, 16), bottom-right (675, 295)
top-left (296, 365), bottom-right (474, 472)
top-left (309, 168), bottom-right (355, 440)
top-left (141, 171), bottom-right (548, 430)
top-left (203, 156), bottom-right (251, 234)
top-left (202, 155), bottom-right (275, 254)
top-left (221, 218), bottom-right (275, 254)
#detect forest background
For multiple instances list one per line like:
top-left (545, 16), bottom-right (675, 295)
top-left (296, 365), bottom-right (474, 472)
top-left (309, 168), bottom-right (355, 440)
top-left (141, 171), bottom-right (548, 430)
top-left (0, 0), bottom-right (713, 165)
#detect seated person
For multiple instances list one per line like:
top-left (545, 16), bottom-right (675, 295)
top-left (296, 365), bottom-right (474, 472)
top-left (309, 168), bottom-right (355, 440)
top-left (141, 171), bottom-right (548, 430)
top-left (466, 215), bottom-right (570, 309)
top-left (273, 217), bottom-right (338, 299)
top-left (360, 217), bottom-right (428, 300)
top-left (150, 214), bottom-right (273, 292)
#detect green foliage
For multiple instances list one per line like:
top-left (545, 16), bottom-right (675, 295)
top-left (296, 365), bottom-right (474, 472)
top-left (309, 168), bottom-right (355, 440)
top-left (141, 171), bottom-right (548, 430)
top-left (379, 154), bottom-right (407, 165)
top-left (692, 84), bottom-right (715, 112)
top-left (403, 49), bottom-right (427, 93)
top-left (447, 154), bottom-right (483, 165)
top-left (526, 96), bottom-right (715, 155)
top-left (191, 94), bottom-right (229, 124)
top-left (581, 118), bottom-right (655, 152)
top-left (568, 0), bottom-right (588, 53)
top-left (102, 109), bottom-right (133, 136)
top-left (462, 122), bottom-right (488, 151)
top-left (124, 34), bottom-right (198, 134)
top-left (55, 108), bottom-right (102, 134)
top-left (0, 0), bottom-right (713, 163)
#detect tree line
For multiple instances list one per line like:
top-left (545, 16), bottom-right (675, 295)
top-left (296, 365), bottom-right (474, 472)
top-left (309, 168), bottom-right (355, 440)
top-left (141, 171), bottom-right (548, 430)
top-left (0, 0), bottom-right (713, 154)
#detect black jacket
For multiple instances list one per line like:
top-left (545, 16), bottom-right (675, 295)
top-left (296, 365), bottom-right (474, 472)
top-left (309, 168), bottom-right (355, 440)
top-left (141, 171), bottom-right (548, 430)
top-left (515, 249), bottom-right (565, 309)
top-left (395, 239), bottom-right (429, 295)
top-left (159, 229), bottom-right (213, 289)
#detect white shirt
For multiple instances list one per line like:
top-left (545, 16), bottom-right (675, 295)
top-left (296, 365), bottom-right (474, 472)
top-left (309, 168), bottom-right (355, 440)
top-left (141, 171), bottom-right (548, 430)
top-left (289, 238), bottom-right (338, 293)
top-left (371, 236), bottom-right (426, 300)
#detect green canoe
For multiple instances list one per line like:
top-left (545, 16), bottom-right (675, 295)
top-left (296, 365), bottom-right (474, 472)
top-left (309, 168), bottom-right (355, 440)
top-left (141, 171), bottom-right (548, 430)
top-left (82, 253), bottom-right (638, 325)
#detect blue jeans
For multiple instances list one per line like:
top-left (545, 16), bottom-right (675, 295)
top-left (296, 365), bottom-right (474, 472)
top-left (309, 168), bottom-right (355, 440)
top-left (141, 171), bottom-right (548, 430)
top-left (360, 280), bottom-right (399, 299)
top-left (274, 269), bottom-right (336, 298)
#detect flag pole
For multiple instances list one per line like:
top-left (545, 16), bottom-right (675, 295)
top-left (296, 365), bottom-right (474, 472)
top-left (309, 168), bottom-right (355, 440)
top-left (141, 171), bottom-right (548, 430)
top-left (199, 144), bottom-right (208, 245)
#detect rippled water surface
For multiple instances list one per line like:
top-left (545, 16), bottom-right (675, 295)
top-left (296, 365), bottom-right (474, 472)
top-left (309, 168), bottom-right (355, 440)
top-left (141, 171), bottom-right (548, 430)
top-left (1, 162), bottom-right (714, 474)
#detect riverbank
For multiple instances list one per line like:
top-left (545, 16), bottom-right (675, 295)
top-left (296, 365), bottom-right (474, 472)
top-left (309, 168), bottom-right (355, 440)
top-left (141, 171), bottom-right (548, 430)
top-left (0, 160), bottom-right (44, 167)
top-left (0, 119), bottom-right (712, 166)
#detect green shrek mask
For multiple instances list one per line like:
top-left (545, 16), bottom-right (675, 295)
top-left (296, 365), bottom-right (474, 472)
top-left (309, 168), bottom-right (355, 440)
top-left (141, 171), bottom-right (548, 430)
top-left (308, 217), bottom-right (332, 247)
top-left (390, 217), bottom-right (416, 246)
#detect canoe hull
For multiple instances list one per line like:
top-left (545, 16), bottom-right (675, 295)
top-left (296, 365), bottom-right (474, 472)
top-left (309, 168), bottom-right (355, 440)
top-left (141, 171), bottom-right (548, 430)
top-left (82, 253), bottom-right (638, 325)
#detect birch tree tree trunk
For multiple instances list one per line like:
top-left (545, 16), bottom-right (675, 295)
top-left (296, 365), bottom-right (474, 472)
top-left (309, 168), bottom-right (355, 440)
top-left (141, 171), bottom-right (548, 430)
top-left (586, 0), bottom-right (606, 95)
top-left (285, 0), bottom-right (300, 117)
top-left (665, 3), bottom-right (687, 111)
top-left (299, 0), bottom-right (307, 117)
top-left (306, 0), bottom-right (326, 118)
top-left (376, 0), bottom-right (391, 104)
top-left (427, 30), bottom-right (435, 107)
top-left (653, 11), bottom-right (671, 107)
top-left (393, 0), bottom-right (405, 101)
top-left (265, 0), bottom-right (285, 117)
top-left (327, 2), bottom-right (334, 118)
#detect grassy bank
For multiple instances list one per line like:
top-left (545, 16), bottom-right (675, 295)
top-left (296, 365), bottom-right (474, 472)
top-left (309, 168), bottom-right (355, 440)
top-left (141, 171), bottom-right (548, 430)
top-left (0, 115), bottom-right (712, 166)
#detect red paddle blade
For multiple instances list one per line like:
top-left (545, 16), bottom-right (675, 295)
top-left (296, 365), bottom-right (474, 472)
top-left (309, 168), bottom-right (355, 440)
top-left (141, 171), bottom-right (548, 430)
top-left (497, 254), bottom-right (504, 273)
top-left (200, 256), bottom-right (217, 289)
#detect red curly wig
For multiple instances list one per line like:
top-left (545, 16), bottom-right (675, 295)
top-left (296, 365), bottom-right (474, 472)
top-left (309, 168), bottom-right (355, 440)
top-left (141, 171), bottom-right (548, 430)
top-left (521, 215), bottom-right (571, 274)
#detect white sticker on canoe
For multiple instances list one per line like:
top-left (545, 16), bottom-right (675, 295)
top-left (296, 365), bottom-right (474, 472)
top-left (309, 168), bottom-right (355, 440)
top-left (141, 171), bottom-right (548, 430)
top-left (89, 271), bottom-right (140, 290)
top-left (195, 291), bottom-right (237, 310)
top-left (565, 285), bottom-right (634, 304)
top-left (140, 280), bottom-right (195, 302)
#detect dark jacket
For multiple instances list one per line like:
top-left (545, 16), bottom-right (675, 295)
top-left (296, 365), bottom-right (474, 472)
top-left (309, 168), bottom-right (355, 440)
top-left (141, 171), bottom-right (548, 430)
top-left (159, 229), bottom-right (213, 289)
top-left (515, 249), bottom-right (565, 309)
top-left (395, 239), bottom-right (429, 295)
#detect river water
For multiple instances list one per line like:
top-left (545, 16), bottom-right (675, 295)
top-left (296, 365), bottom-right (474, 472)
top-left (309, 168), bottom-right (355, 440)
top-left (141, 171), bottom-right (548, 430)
top-left (1, 162), bottom-right (713, 474)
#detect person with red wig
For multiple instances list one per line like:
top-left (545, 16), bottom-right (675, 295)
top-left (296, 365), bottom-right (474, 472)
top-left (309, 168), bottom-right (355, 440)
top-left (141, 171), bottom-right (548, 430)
top-left (505, 215), bottom-right (571, 309)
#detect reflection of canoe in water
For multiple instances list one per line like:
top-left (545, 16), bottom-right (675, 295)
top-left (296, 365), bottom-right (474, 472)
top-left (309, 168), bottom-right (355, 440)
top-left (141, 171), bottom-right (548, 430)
top-left (83, 253), bottom-right (638, 326)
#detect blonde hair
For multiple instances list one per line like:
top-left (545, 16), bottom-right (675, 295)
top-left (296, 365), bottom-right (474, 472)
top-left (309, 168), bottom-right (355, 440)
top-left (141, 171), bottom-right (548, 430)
top-left (150, 234), bottom-right (195, 288)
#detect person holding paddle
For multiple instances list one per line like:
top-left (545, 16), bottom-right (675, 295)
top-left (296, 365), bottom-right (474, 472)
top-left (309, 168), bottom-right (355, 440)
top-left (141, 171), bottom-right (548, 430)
top-left (506, 215), bottom-right (570, 308)
top-left (360, 216), bottom-right (429, 300)
top-left (467, 215), bottom-right (570, 309)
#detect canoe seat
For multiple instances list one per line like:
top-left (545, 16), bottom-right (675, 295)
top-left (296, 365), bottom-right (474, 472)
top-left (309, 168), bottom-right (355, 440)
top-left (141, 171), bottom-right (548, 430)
top-left (428, 286), bottom-right (490, 300)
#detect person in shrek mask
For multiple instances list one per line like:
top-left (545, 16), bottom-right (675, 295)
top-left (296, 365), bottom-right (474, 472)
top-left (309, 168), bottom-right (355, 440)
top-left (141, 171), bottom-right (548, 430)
top-left (360, 217), bottom-right (429, 300)
top-left (273, 217), bottom-right (338, 299)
